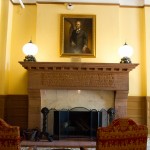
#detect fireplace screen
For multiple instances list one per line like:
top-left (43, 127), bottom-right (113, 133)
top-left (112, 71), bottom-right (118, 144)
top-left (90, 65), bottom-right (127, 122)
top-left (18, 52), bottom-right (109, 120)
top-left (44, 107), bottom-right (115, 140)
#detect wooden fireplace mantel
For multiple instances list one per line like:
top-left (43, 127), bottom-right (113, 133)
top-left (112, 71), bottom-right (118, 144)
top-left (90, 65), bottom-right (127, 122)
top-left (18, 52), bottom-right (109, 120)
top-left (19, 61), bottom-right (138, 128)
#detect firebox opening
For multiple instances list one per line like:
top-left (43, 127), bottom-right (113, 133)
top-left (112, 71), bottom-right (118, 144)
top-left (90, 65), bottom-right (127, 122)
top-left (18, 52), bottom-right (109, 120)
top-left (42, 107), bottom-right (115, 140)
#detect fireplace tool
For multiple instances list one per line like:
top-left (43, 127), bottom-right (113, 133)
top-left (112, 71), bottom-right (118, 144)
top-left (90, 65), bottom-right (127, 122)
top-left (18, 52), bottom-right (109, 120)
top-left (40, 107), bottom-right (53, 142)
top-left (107, 108), bottom-right (115, 124)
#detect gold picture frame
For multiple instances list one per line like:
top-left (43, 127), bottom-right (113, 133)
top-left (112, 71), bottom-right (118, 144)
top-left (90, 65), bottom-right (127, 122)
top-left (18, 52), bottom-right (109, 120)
top-left (60, 14), bottom-right (96, 57)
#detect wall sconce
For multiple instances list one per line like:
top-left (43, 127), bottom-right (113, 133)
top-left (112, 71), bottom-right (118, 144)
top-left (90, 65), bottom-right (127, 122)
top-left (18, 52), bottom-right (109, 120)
top-left (118, 42), bottom-right (133, 63)
top-left (22, 40), bottom-right (38, 62)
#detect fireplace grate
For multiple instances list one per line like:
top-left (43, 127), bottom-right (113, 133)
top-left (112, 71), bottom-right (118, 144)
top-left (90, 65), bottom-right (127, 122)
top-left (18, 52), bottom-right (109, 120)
top-left (42, 107), bottom-right (115, 140)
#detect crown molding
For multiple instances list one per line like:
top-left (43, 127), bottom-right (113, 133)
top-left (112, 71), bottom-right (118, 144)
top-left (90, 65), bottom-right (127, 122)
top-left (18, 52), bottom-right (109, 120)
top-left (11, 0), bottom-right (150, 6)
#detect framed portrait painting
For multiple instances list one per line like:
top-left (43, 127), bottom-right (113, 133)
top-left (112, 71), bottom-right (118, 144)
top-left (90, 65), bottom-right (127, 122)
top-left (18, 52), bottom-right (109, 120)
top-left (60, 14), bottom-right (96, 57)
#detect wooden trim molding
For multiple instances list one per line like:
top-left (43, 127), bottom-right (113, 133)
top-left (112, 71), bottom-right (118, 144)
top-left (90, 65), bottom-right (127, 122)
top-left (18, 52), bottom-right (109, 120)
top-left (11, 0), bottom-right (150, 7)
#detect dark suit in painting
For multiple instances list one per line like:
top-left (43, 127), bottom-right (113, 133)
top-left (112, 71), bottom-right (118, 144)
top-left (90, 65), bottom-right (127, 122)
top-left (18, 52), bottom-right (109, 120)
top-left (69, 20), bottom-right (89, 54)
top-left (70, 29), bottom-right (88, 53)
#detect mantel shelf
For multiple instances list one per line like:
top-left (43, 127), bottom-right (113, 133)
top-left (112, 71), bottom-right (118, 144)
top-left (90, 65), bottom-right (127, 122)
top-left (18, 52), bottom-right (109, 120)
top-left (19, 61), bottom-right (138, 72)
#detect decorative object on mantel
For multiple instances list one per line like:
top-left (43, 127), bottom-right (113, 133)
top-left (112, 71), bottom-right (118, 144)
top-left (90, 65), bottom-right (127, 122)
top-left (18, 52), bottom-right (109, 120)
top-left (22, 40), bottom-right (38, 62)
top-left (118, 42), bottom-right (133, 63)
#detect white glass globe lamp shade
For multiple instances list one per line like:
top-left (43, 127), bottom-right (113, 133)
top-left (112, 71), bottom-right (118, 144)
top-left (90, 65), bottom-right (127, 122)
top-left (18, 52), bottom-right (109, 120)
top-left (22, 40), bottom-right (38, 62)
top-left (118, 42), bottom-right (133, 63)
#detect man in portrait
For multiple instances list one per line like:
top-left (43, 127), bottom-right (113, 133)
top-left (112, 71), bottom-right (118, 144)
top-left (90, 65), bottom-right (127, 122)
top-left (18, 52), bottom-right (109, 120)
top-left (70, 20), bottom-right (89, 53)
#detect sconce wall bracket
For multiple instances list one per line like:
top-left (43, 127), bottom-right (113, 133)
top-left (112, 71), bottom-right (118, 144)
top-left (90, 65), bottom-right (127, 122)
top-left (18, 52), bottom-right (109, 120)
top-left (120, 57), bottom-right (132, 63)
top-left (24, 55), bottom-right (36, 62)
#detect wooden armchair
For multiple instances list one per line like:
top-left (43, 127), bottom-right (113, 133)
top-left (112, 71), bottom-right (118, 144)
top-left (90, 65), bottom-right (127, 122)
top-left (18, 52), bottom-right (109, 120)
top-left (0, 118), bottom-right (20, 150)
top-left (96, 118), bottom-right (148, 150)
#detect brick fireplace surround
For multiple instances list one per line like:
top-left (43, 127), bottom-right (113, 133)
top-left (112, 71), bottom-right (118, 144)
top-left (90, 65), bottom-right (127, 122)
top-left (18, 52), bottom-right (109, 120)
top-left (19, 62), bottom-right (138, 129)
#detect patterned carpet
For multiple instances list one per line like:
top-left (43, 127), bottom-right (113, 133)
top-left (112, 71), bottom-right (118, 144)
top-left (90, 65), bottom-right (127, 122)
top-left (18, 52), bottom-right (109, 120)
top-left (21, 148), bottom-right (86, 150)
top-left (21, 139), bottom-right (150, 150)
top-left (21, 147), bottom-right (150, 150)
top-left (21, 138), bottom-right (150, 150)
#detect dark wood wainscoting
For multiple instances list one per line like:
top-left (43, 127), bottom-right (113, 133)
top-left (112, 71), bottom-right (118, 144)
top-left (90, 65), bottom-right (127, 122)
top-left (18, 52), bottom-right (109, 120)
top-left (0, 95), bottom-right (6, 118)
top-left (4, 95), bottom-right (28, 129)
top-left (0, 95), bottom-right (147, 130)
top-left (127, 96), bottom-right (147, 125)
top-left (147, 96), bottom-right (150, 133)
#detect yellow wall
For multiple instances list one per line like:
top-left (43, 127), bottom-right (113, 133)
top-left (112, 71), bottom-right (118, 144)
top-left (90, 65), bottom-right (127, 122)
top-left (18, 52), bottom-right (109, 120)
top-left (0, 0), bottom-right (9, 95)
top-left (36, 4), bottom-right (119, 63)
top-left (8, 5), bottom-right (37, 94)
top-left (119, 7), bottom-right (146, 96)
top-left (145, 6), bottom-right (150, 95)
top-left (1, 2), bottom-right (150, 96)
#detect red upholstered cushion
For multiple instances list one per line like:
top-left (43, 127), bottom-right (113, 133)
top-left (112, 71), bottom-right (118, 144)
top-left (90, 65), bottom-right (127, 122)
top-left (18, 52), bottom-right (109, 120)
top-left (96, 118), bottom-right (148, 150)
top-left (0, 118), bottom-right (20, 150)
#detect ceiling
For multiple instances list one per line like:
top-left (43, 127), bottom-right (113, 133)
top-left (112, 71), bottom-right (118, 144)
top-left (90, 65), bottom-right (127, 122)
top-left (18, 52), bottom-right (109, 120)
top-left (11, 0), bottom-right (150, 6)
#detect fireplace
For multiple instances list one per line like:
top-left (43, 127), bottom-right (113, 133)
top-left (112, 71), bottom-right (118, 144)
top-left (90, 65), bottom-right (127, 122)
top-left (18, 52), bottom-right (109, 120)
top-left (53, 108), bottom-right (97, 140)
top-left (42, 107), bottom-right (115, 140)
top-left (19, 62), bottom-right (138, 129)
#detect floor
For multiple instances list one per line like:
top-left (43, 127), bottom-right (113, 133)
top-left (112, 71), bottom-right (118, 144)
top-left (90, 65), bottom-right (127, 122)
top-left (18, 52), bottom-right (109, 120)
top-left (21, 148), bottom-right (92, 150)
top-left (21, 138), bottom-right (150, 150)
top-left (147, 138), bottom-right (150, 150)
